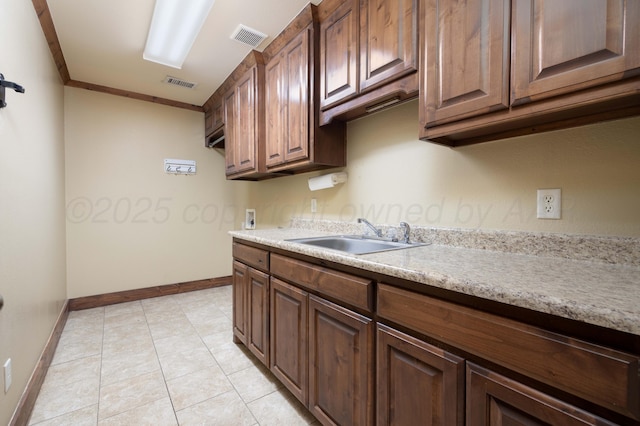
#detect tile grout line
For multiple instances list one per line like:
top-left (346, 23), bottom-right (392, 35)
top-left (191, 290), bottom-right (269, 423)
top-left (97, 302), bottom-right (167, 424)
top-left (143, 299), bottom-right (181, 425)
top-left (174, 294), bottom-right (235, 418)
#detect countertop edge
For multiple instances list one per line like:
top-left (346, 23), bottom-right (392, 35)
top-left (230, 229), bottom-right (640, 336)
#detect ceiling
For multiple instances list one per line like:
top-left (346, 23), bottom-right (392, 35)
top-left (45, 0), bottom-right (321, 108)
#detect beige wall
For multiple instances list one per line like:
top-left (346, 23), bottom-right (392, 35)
top-left (249, 100), bottom-right (640, 237)
top-left (64, 88), bottom-right (249, 298)
top-left (0, 0), bottom-right (67, 423)
top-left (2, 3), bottom-right (639, 421)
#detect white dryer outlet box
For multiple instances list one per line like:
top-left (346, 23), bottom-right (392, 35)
top-left (245, 209), bottom-right (256, 229)
top-left (4, 358), bottom-right (12, 393)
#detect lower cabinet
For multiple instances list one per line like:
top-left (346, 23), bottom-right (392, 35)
top-left (376, 324), bottom-right (464, 425)
top-left (377, 283), bottom-right (640, 425)
top-left (232, 260), bottom-right (270, 366)
top-left (308, 294), bottom-right (373, 426)
top-left (232, 242), bottom-right (270, 367)
top-left (466, 363), bottom-right (617, 426)
top-left (246, 267), bottom-right (269, 365)
top-left (270, 276), bottom-right (374, 425)
top-left (270, 277), bottom-right (309, 404)
top-left (233, 241), bottom-right (640, 425)
top-left (232, 260), bottom-right (248, 344)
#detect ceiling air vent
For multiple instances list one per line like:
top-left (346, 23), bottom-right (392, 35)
top-left (230, 24), bottom-right (268, 47)
top-left (162, 76), bottom-right (197, 89)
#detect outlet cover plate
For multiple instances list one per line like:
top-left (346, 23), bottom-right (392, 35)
top-left (4, 358), bottom-right (12, 393)
top-left (537, 188), bottom-right (561, 219)
top-left (245, 209), bottom-right (256, 230)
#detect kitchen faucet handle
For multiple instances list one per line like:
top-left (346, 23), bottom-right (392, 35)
top-left (399, 222), bottom-right (411, 243)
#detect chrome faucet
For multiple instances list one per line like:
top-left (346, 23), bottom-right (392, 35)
top-left (399, 222), bottom-right (411, 243)
top-left (357, 218), bottom-right (382, 238)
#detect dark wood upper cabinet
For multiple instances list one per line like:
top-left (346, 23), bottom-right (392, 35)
top-left (223, 51), bottom-right (267, 179)
top-left (511, 0), bottom-right (640, 106)
top-left (262, 5), bottom-right (346, 175)
top-left (204, 108), bottom-right (214, 139)
top-left (204, 93), bottom-right (224, 142)
top-left (420, 0), bottom-right (640, 146)
top-left (211, 99), bottom-right (223, 131)
top-left (204, 95), bottom-right (225, 149)
top-left (233, 68), bottom-right (258, 174)
top-left (420, 0), bottom-right (510, 126)
top-left (264, 46), bottom-right (289, 168)
top-left (206, 0), bottom-right (640, 156)
top-left (318, 0), bottom-right (419, 124)
top-left (359, 0), bottom-right (419, 92)
top-left (320, 0), bottom-right (360, 109)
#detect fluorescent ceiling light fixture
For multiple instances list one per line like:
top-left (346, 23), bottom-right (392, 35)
top-left (143, 0), bottom-right (215, 69)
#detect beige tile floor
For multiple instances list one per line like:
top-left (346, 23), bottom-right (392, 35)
top-left (29, 286), bottom-right (318, 425)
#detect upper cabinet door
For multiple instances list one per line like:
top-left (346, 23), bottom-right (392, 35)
top-left (265, 30), bottom-right (311, 168)
top-left (235, 68), bottom-right (258, 174)
top-left (511, 0), bottom-right (640, 106)
top-left (421, 0), bottom-right (510, 127)
top-left (283, 29), bottom-right (310, 164)
top-left (265, 52), bottom-right (287, 168)
top-left (359, 0), bottom-right (418, 92)
top-left (211, 100), bottom-right (224, 131)
top-left (320, 0), bottom-right (359, 109)
top-left (224, 88), bottom-right (238, 175)
top-left (226, 66), bottom-right (260, 177)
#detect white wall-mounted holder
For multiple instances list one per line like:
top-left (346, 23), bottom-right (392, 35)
top-left (245, 209), bottom-right (256, 229)
top-left (164, 159), bottom-right (196, 175)
top-left (308, 172), bottom-right (348, 191)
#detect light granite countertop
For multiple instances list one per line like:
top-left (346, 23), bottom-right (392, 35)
top-left (230, 221), bottom-right (640, 336)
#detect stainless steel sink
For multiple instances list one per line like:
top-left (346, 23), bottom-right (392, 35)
top-left (286, 235), bottom-right (427, 255)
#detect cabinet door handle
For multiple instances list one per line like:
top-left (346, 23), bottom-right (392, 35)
top-left (0, 294), bottom-right (3, 311)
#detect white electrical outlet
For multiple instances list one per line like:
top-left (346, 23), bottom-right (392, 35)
top-left (4, 358), bottom-right (12, 393)
top-left (311, 198), bottom-right (317, 213)
top-left (537, 188), bottom-right (561, 219)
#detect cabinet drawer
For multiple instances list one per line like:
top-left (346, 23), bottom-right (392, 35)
top-left (233, 242), bottom-right (269, 272)
top-left (377, 284), bottom-right (640, 420)
top-left (466, 363), bottom-right (618, 426)
top-left (271, 253), bottom-right (373, 312)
